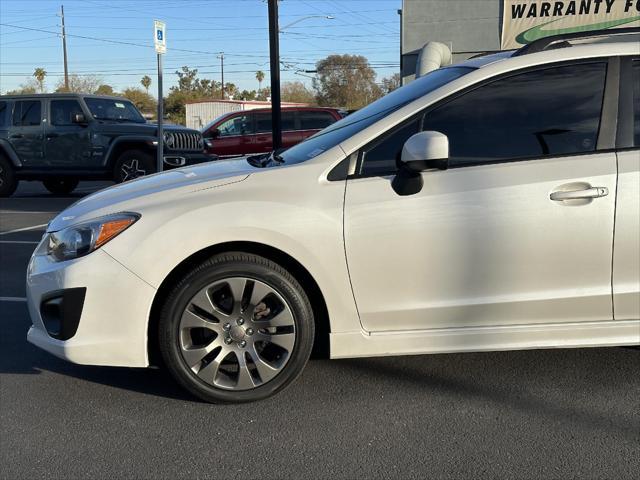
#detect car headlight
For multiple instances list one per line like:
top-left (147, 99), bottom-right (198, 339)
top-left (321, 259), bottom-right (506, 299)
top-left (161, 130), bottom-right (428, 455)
top-left (38, 212), bottom-right (140, 262)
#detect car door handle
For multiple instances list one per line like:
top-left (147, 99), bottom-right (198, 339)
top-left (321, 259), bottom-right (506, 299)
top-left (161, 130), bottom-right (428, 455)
top-left (46, 133), bottom-right (59, 139)
top-left (550, 187), bottom-right (609, 201)
top-left (9, 134), bottom-right (23, 139)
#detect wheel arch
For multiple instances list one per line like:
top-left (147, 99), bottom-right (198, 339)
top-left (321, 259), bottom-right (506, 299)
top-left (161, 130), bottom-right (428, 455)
top-left (147, 241), bottom-right (331, 367)
top-left (0, 139), bottom-right (22, 167)
top-left (104, 137), bottom-right (156, 168)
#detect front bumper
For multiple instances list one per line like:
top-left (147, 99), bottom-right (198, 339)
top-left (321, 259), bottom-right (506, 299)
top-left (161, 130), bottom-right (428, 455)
top-left (26, 247), bottom-right (157, 367)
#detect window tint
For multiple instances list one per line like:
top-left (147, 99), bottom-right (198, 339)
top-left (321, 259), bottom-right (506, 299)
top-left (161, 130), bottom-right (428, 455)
top-left (51, 100), bottom-right (84, 126)
top-left (0, 101), bottom-right (7, 128)
top-left (217, 114), bottom-right (252, 136)
top-left (633, 60), bottom-right (640, 147)
top-left (299, 111), bottom-right (335, 130)
top-left (422, 62), bottom-right (607, 166)
top-left (12, 100), bottom-right (41, 126)
top-left (282, 111), bottom-right (295, 131)
top-left (361, 118), bottom-right (421, 176)
top-left (254, 113), bottom-right (272, 133)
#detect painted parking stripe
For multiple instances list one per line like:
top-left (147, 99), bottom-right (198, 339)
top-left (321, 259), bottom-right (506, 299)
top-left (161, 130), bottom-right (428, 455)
top-left (0, 297), bottom-right (27, 302)
top-left (0, 211), bottom-right (56, 214)
top-left (0, 223), bottom-right (48, 236)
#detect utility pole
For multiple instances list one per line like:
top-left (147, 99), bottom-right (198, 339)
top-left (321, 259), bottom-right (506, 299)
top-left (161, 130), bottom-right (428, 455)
top-left (60, 5), bottom-right (69, 91)
top-left (267, 0), bottom-right (282, 150)
top-left (218, 52), bottom-right (225, 99)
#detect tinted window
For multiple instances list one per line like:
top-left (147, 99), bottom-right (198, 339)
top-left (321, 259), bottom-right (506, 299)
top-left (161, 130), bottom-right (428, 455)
top-left (51, 100), bottom-right (84, 126)
top-left (217, 114), bottom-right (252, 136)
top-left (12, 100), bottom-right (41, 126)
top-left (423, 62), bottom-right (606, 166)
top-left (0, 101), bottom-right (7, 128)
top-left (361, 118), bottom-right (421, 176)
top-left (633, 60), bottom-right (640, 147)
top-left (254, 113), bottom-right (271, 133)
top-left (282, 111), bottom-right (295, 131)
top-left (299, 111), bottom-right (335, 130)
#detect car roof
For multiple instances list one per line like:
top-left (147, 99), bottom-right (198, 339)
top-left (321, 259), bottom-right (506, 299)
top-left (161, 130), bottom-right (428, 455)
top-left (0, 93), bottom-right (129, 101)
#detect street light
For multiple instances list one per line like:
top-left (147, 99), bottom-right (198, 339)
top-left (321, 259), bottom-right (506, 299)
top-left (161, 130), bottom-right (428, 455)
top-left (279, 15), bottom-right (335, 32)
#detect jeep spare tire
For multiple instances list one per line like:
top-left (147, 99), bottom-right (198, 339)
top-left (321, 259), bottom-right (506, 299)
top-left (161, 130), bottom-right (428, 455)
top-left (43, 178), bottom-right (79, 195)
top-left (114, 150), bottom-right (155, 183)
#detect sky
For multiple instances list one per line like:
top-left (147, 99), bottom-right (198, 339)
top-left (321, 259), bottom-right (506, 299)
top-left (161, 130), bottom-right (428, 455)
top-left (0, 0), bottom-right (401, 95)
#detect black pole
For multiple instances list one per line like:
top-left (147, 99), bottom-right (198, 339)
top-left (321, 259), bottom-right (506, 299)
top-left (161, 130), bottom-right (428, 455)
top-left (268, 0), bottom-right (282, 150)
top-left (61, 5), bottom-right (69, 91)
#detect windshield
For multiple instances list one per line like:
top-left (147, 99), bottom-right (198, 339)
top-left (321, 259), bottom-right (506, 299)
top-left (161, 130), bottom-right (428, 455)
top-left (84, 98), bottom-right (146, 123)
top-left (278, 66), bottom-right (475, 165)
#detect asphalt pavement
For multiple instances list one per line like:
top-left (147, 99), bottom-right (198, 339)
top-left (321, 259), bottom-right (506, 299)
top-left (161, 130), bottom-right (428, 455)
top-left (1, 180), bottom-right (639, 479)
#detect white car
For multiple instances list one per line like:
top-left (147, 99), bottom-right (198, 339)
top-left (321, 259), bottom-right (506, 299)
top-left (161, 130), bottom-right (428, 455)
top-left (27, 30), bottom-right (640, 403)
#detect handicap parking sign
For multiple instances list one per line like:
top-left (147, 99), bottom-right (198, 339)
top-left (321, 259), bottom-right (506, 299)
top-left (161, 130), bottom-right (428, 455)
top-left (154, 20), bottom-right (166, 54)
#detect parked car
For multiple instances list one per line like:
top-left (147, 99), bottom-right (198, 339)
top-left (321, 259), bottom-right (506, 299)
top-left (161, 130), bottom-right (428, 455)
top-left (0, 93), bottom-right (214, 196)
top-left (26, 29), bottom-right (640, 403)
top-left (201, 107), bottom-right (343, 158)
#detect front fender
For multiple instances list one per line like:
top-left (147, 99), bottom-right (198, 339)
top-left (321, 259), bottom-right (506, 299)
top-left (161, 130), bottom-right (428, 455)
top-left (103, 135), bottom-right (157, 166)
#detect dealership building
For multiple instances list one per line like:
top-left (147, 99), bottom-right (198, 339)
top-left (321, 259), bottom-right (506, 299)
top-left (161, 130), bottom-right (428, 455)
top-left (400, 0), bottom-right (640, 83)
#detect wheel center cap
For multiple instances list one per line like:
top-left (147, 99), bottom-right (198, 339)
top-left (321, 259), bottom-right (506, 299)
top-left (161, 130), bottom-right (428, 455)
top-left (229, 325), bottom-right (246, 342)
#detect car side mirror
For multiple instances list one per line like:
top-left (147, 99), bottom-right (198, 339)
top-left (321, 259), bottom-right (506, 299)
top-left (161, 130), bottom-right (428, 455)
top-left (208, 128), bottom-right (220, 139)
top-left (72, 113), bottom-right (87, 125)
top-left (392, 131), bottom-right (449, 196)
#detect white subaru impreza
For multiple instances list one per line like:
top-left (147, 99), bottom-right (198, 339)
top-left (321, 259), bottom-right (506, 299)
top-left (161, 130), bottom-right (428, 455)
top-left (27, 32), bottom-right (640, 402)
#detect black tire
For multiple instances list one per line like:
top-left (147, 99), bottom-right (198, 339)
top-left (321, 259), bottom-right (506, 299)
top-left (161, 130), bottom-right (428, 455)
top-left (0, 155), bottom-right (18, 197)
top-left (159, 252), bottom-right (315, 403)
top-left (113, 150), bottom-right (154, 183)
top-left (42, 178), bottom-right (79, 195)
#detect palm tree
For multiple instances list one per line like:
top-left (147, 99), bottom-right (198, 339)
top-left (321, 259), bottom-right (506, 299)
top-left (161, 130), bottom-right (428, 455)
top-left (33, 67), bottom-right (47, 92)
top-left (255, 70), bottom-right (265, 92)
top-left (140, 75), bottom-right (152, 93)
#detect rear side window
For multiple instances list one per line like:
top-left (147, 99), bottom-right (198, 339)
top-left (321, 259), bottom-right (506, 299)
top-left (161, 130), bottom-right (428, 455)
top-left (423, 62), bottom-right (607, 166)
top-left (12, 100), bottom-right (42, 126)
top-left (254, 112), bottom-right (272, 133)
top-left (282, 111), bottom-right (295, 131)
top-left (633, 60), bottom-right (640, 147)
top-left (0, 101), bottom-right (7, 128)
top-left (51, 100), bottom-right (84, 126)
top-left (299, 111), bottom-right (335, 130)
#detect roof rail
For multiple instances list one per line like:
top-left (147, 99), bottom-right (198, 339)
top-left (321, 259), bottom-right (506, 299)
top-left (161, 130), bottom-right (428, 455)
top-left (513, 27), bottom-right (640, 57)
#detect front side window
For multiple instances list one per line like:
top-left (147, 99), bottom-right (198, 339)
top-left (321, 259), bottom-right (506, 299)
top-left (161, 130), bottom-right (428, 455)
top-left (0, 101), bottom-right (7, 128)
top-left (423, 62), bottom-right (607, 166)
top-left (633, 60), bottom-right (640, 147)
top-left (12, 100), bottom-right (41, 127)
top-left (51, 100), bottom-right (84, 126)
top-left (84, 98), bottom-right (145, 123)
top-left (218, 114), bottom-right (252, 136)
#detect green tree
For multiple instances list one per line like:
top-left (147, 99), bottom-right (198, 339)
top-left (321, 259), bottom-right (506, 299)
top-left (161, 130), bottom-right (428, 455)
top-left (255, 70), bottom-right (265, 91)
top-left (140, 75), bottom-right (152, 93)
top-left (236, 89), bottom-right (257, 101)
top-left (313, 54), bottom-right (382, 109)
top-left (281, 81), bottom-right (315, 104)
top-left (121, 88), bottom-right (157, 116)
top-left (33, 67), bottom-right (47, 93)
top-left (165, 66), bottom-right (222, 124)
top-left (95, 84), bottom-right (115, 95)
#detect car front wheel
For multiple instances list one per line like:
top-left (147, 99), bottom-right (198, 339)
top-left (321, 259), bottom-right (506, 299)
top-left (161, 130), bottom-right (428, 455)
top-left (113, 150), bottom-right (154, 183)
top-left (0, 156), bottom-right (18, 197)
top-left (159, 252), bottom-right (315, 403)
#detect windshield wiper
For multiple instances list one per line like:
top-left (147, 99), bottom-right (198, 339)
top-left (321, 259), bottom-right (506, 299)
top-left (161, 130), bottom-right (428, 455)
top-left (246, 150), bottom-right (285, 168)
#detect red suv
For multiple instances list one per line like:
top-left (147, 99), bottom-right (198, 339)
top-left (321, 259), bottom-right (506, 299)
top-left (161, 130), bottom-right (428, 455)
top-left (201, 107), bottom-right (343, 158)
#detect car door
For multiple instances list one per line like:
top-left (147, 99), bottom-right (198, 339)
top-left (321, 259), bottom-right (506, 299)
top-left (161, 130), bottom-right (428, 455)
top-left (46, 99), bottom-right (93, 168)
top-left (210, 113), bottom-right (252, 158)
top-left (250, 112), bottom-right (274, 154)
top-left (9, 99), bottom-right (44, 165)
top-left (613, 57), bottom-right (640, 321)
top-left (281, 111), bottom-right (301, 148)
top-left (344, 60), bottom-right (617, 332)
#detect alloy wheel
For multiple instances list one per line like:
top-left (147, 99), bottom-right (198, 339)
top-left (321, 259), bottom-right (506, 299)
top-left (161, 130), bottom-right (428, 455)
top-left (120, 158), bottom-right (147, 181)
top-left (179, 277), bottom-right (296, 391)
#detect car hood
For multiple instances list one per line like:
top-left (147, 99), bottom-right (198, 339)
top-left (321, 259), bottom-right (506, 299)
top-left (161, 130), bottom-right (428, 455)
top-left (47, 158), bottom-right (254, 232)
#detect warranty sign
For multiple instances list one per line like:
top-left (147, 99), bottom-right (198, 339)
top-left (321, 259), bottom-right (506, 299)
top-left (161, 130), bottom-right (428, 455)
top-left (501, 0), bottom-right (640, 49)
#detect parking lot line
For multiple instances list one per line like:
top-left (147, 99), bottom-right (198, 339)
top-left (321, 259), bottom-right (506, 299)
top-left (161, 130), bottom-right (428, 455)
top-left (0, 240), bottom-right (39, 245)
top-left (0, 211), bottom-right (55, 214)
top-left (0, 223), bottom-right (48, 236)
top-left (0, 297), bottom-right (27, 302)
